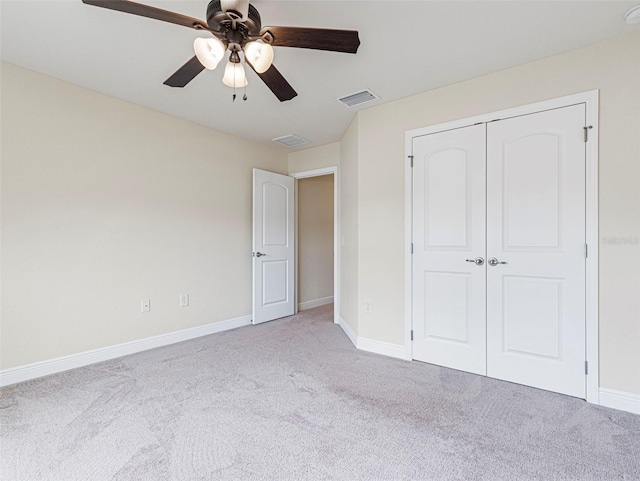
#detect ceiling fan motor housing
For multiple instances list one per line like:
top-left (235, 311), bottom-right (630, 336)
top-left (206, 0), bottom-right (262, 36)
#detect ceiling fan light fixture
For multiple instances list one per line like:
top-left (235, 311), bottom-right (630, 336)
top-left (625, 5), bottom-right (640, 24)
top-left (194, 37), bottom-right (226, 70)
top-left (223, 60), bottom-right (248, 88)
top-left (244, 41), bottom-right (274, 74)
top-left (82, 0), bottom-right (360, 101)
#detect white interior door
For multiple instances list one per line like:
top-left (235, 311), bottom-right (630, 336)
top-left (486, 105), bottom-right (586, 397)
top-left (412, 124), bottom-right (487, 375)
top-left (253, 169), bottom-right (295, 324)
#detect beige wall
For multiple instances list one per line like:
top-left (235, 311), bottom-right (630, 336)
top-left (288, 142), bottom-right (340, 174)
top-left (339, 119), bottom-right (359, 335)
top-left (3, 30), bottom-right (638, 396)
top-left (355, 32), bottom-right (640, 394)
top-left (287, 136), bottom-right (360, 333)
top-left (0, 63), bottom-right (288, 369)
top-left (297, 175), bottom-right (334, 306)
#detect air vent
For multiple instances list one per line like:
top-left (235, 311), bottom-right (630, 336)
top-left (337, 89), bottom-right (380, 107)
top-left (272, 134), bottom-right (310, 147)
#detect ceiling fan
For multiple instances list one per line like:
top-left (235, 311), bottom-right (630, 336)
top-left (82, 0), bottom-right (361, 102)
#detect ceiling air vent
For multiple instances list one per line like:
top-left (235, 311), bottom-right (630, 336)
top-left (272, 134), bottom-right (310, 147)
top-left (338, 89), bottom-right (380, 107)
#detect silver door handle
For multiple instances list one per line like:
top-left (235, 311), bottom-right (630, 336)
top-left (488, 257), bottom-right (507, 266)
top-left (466, 257), bottom-right (484, 266)
top-left (254, 252), bottom-right (266, 257)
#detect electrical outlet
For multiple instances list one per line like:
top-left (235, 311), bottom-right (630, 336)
top-left (141, 299), bottom-right (150, 313)
top-left (365, 300), bottom-right (372, 312)
top-left (180, 293), bottom-right (189, 307)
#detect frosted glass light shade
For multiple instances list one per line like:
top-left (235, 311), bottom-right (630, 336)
top-left (244, 41), bottom-right (274, 73)
top-left (194, 37), bottom-right (226, 70)
top-left (222, 61), bottom-right (248, 88)
top-left (625, 5), bottom-right (640, 24)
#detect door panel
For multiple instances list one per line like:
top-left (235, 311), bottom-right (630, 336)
top-left (502, 275), bottom-right (562, 359)
top-left (412, 124), bottom-right (486, 375)
top-left (424, 271), bottom-right (471, 343)
top-left (262, 260), bottom-right (288, 305)
top-left (502, 134), bottom-right (561, 248)
top-left (486, 105), bottom-right (586, 397)
top-left (425, 149), bottom-right (470, 248)
top-left (262, 183), bottom-right (288, 246)
top-left (253, 169), bottom-right (295, 324)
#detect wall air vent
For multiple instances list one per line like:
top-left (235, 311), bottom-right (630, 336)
top-left (337, 89), bottom-right (380, 107)
top-left (272, 134), bottom-right (310, 147)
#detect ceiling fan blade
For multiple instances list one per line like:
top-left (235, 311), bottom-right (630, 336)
top-left (260, 26), bottom-right (360, 54)
top-left (247, 62), bottom-right (297, 102)
top-left (82, 0), bottom-right (209, 30)
top-left (163, 56), bottom-right (205, 88)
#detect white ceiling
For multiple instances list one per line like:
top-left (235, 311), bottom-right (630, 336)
top-left (1, 1), bottom-right (638, 151)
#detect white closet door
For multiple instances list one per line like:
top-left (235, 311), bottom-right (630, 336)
top-left (412, 124), bottom-right (487, 375)
top-left (486, 105), bottom-right (586, 398)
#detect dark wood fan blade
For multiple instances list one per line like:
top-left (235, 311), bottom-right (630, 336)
top-left (247, 62), bottom-right (297, 102)
top-left (163, 56), bottom-right (205, 88)
top-left (260, 26), bottom-right (360, 54)
top-left (82, 0), bottom-right (209, 30)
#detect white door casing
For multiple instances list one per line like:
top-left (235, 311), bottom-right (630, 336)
top-left (252, 169), bottom-right (295, 324)
top-left (290, 167), bottom-right (340, 324)
top-left (486, 105), bottom-right (586, 398)
top-left (412, 124), bottom-right (487, 375)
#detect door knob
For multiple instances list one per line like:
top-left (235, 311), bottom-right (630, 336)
top-left (488, 257), bottom-right (507, 266)
top-left (466, 257), bottom-right (485, 266)
top-left (254, 252), bottom-right (266, 257)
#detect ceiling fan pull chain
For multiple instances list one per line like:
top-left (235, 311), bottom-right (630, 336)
top-left (243, 63), bottom-right (248, 101)
top-left (233, 64), bottom-right (237, 101)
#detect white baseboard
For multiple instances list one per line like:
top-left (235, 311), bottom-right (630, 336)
top-left (338, 316), bottom-right (357, 347)
top-left (599, 388), bottom-right (640, 415)
top-left (298, 296), bottom-right (334, 311)
top-left (0, 315), bottom-right (252, 387)
top-left (336, 317), bottom-right (408, 360)
top-left (357, 337), bottom-right (408, 360)
top-left (12, 313), bottom-right (635, 417)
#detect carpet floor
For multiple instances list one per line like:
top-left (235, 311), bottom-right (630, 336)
top-left (1, 304), bottom-right (639, 481)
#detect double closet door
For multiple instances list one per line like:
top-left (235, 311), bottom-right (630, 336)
top-left (412, 105), bottom-right (587, 398)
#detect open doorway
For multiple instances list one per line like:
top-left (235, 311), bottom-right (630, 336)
top-left (291, 168), bottom-right (338, 323)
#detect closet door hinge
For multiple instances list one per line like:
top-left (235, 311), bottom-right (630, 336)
top-left (584, 244), bottom-right (588, 258)
top-left (408, 155), bottom-right (414, 167)
top-left (585, 361), bottom-right (589, 375)
top-left (411, 243), bottom-right (414, 254)
top-left (583, 126), bottom-right (593, 142)
top-left (411, 330), bottom-right (414, 341)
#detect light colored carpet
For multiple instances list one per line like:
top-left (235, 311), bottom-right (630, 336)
top-left (1, 304), bottom-right (639, 481)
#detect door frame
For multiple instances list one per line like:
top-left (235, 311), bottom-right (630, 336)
top-left (404, 90), bottom-right (599, 403)
top-left (290, 167), bottom-right (340, 324)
